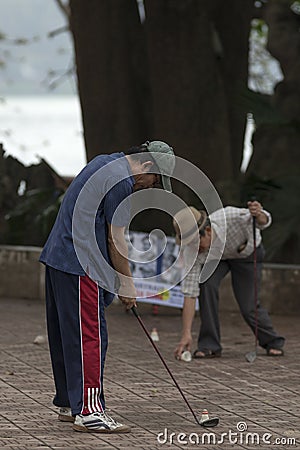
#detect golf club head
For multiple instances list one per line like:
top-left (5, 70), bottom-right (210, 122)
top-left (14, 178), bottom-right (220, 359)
top-left (245, 351), bottom-right (257, 363)
top-left (200, 417), bottom-right (219, 427)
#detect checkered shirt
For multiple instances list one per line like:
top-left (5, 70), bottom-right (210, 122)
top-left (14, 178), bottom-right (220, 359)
top-left (181, 206), bottom-right (272, 297)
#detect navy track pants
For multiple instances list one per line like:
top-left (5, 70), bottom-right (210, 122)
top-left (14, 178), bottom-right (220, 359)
top-left (45, 265), bottom-right (108, 415)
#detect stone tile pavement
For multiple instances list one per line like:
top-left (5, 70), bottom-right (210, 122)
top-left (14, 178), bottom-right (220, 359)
top-left (0, 298), bottom-right (299, 450)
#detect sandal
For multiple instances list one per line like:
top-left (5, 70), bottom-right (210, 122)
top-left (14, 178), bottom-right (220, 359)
top-left (193, 349), bottom-right (222, 359)
top-left (267, 348), bottom-right (284, 357)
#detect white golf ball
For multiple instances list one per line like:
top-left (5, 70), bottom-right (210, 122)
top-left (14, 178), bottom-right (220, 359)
top-left (181, 350), bottom-right (192, 362)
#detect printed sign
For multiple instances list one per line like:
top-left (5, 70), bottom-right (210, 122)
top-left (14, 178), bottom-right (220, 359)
top-left (126, 231), bottom-right (199, 310)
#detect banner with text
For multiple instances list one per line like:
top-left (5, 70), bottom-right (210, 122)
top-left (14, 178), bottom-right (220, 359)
top-left (127, 231), bottom-right (199, 310)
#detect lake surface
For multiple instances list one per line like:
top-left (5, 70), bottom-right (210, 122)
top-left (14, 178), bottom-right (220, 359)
top-left (0, 95), bottom-right (86, 176)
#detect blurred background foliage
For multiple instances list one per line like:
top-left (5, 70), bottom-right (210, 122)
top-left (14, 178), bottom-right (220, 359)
top-left (4, 188), bottom-right (63, 246)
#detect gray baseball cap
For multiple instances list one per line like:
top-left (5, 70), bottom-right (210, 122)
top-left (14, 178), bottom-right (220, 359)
top-left (145, 140), bottom-right (175, 192)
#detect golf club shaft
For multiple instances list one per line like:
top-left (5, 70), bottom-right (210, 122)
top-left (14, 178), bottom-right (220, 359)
top-left (253, 215), bottom-right (258, 348)
top-left (131, 306), bottom-right (201, 426)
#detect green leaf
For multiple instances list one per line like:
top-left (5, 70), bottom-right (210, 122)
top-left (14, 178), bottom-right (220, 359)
top-left (251, 18), bottom-right (268, 39)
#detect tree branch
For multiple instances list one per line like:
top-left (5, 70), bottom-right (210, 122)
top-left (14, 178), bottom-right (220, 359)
top-left (48, 25), bottom-right (69, 38)
top-left (53, 0), bottom-right (70, 19)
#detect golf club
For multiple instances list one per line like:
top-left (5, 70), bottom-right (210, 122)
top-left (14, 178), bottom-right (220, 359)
top-left (131, 305), bottom-right (219, 427)
top-left (245, 198), bottom-right (259, 363)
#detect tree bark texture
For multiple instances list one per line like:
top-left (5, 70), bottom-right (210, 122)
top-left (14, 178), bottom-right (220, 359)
top-left (69, 0), bottom-right (254, 187)
top-left (144, 0), bottom-right (233, 184)
top-left (212, 0), bottom-right (254, 178)
top-left (69, 0), bottom-right (149, 158)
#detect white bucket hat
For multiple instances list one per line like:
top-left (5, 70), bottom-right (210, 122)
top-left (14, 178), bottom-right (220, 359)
top-left (173, 207), bottom-right (208, 245)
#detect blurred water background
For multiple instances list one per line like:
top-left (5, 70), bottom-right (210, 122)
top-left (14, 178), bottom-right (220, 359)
top-left (0, 95), bottom-right (86, 176)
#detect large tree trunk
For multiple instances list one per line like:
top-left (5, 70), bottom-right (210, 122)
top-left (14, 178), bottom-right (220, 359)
top-left (212, 0), bottom-right (254, 179)
top-left (69, 0), bottom-right (149, 160)
top-left (69, 0), bottom-right (253, 187)
top-left (143, 0), bottom-right (254, 188)
top-left (144, 0), bottom-right (232, 184)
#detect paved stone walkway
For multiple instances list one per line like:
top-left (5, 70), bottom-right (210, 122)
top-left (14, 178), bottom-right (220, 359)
top-left (0, 298), bottom-right (299, 449)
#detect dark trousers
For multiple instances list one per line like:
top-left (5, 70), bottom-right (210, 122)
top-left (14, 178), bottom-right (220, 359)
top-left (197, 246), bottom-right (285, 353)
top-left (45, 266), bottom-right (108, 415)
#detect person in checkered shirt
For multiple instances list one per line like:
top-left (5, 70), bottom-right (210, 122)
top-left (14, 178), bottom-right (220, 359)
top-left (173, 201), bottom-right (285, 359)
